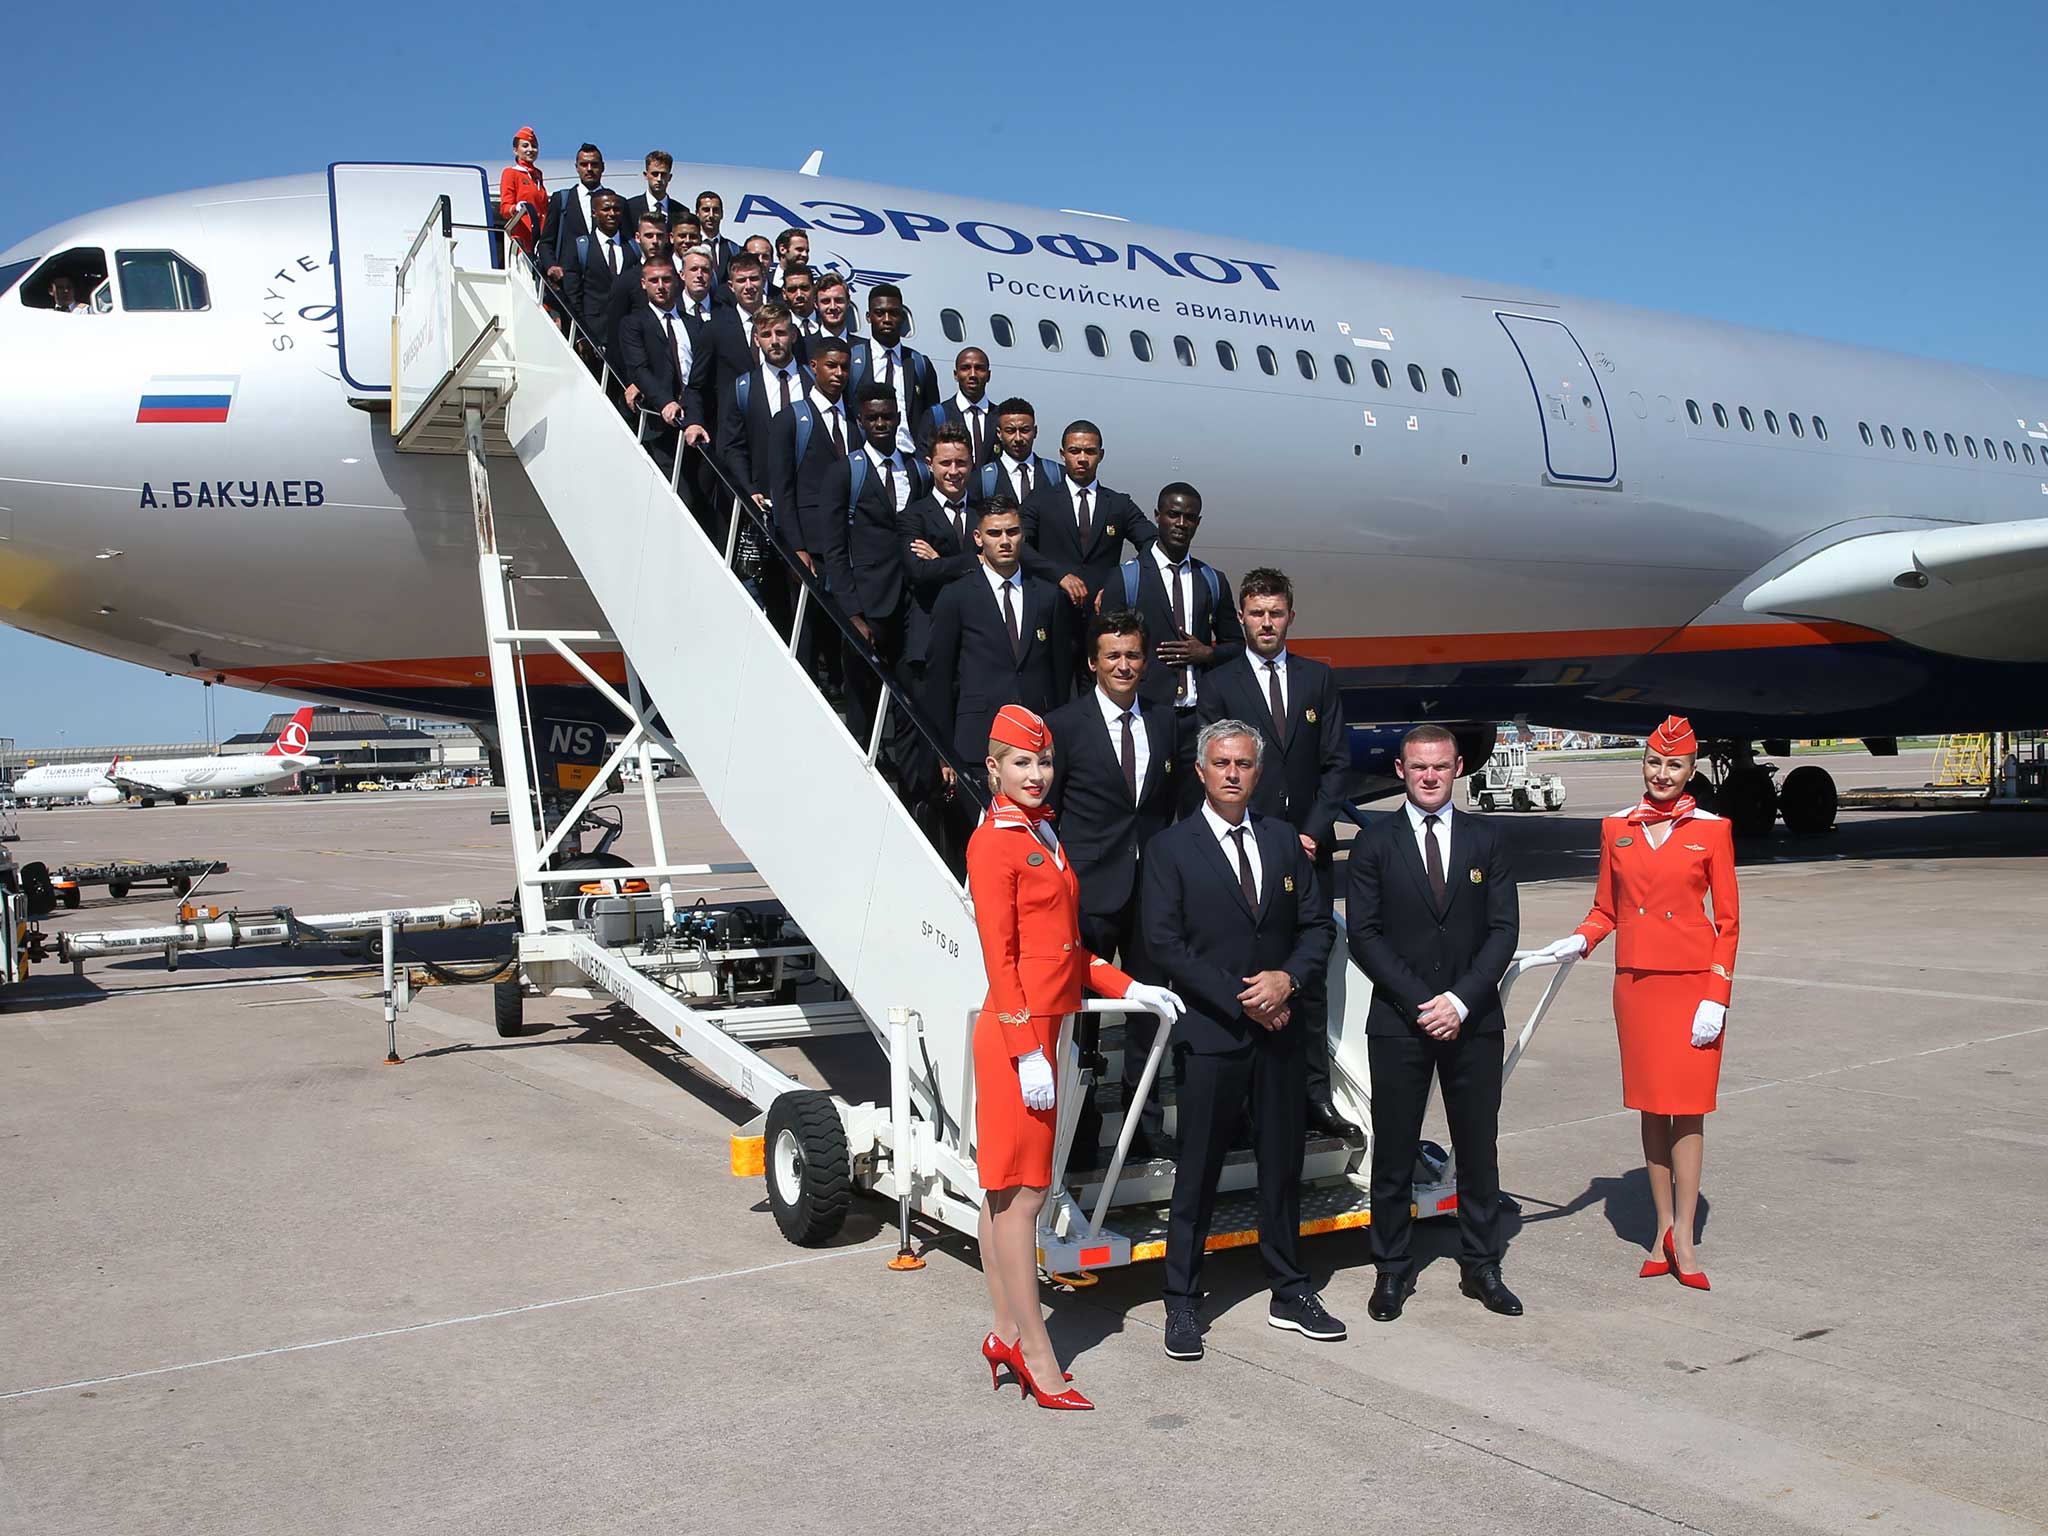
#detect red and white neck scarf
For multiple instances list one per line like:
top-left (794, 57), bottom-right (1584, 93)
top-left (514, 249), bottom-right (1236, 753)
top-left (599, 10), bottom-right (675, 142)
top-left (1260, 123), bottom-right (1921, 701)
top-left (1627, 793), bottom-right (1697, 826)
top-left (989, 793), bottom-right (1062, 864)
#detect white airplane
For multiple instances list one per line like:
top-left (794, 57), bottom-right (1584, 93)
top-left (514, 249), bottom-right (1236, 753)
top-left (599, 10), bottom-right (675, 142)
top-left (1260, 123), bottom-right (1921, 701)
top-left (2, 158), bottom-right (2046, 835)
top-left (11, 707), bottom-right (319, 806)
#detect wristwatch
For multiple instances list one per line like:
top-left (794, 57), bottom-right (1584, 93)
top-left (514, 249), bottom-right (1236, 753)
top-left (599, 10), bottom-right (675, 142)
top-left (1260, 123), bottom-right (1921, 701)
top-left (1287, 973), bottom-right (1301, 999)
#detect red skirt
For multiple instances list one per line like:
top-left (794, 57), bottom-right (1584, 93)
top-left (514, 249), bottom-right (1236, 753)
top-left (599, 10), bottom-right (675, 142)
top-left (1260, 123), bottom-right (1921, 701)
top-left (972, 1009), bottom-right (1061, 1190)
top-left (1613, 969), bottom-right (1723, 1115)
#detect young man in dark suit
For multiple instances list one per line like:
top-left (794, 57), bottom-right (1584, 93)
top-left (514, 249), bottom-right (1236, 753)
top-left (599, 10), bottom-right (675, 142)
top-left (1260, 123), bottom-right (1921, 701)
top-left (1021, 420), bottom-right (1157, 615)
top-left (818, 382), bottom-right (931, 783)
top-left (848, 283), bottom-right (941, 456)
top-left (599, 211), bottom-right (669, 369)
top-left (1045, 609), bottom-right (1182, 1164)
top-left (764, 335), bottom-right (857, 670)
top-left (807, 271), bottom-right (862, 346)
top-left (921, 496), bottom-right (1071, 870)
top-left (898, 425), bottom-right (981, 676)
top-left (623, 149), bottom-right (679, 229)
top-left (916, 347), bottom-right (997, 464)
top-left (615, 258), bottom-right (711, 480)
top-left (557, 191), bottom-right (636, 358)
top-left (1141, 718), bottom-right (1342, 1360)
top-left (977, 397), bottom-right (1061, 507)
top-left (1198, 566), bottom-right (1354, 1139)
top-left (538, 144), bottom-right (611, 288)
top-left (1346, 724), bottom-right (1522, 1324)
top-left (716, 302), bottom-right (807, 513)
top-left (694, 189), bottom-right (740, 284)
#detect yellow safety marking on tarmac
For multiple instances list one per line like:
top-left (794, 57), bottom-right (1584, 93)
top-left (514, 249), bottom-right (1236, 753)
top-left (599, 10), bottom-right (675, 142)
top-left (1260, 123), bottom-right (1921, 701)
top-left (729, 1134), bottom-right (765, 1177)
top-left (1127, 1207), bottom-right (1383, 1264)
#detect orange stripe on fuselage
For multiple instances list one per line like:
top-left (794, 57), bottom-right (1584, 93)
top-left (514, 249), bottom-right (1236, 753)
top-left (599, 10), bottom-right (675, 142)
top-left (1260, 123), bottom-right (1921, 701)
top-left (210, 622), bottom-right (1884, 692)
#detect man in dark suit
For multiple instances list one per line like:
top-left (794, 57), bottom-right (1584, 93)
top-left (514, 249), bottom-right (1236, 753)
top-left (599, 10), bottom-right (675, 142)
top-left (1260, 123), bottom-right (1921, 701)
top-left (807, 271), bottom-right (862, 347)
top-left (977, 397), bottom-right (1061, 507)
top-left (922, 496), bottom-right (1071, 868)
top-left (1045, 609), bottom-right (1182, 1163)
top-left (600, 211), bottom-right (670, 370)
top-left (916, 347), bottom-right (997, 464)
top-left (557, 191), bottom-right (636, 357)
top-left (615, 258), bottom-right (711, 480)
top-left (694, 190), bottom-right (740, 285)
top-left (898, 425), bottom-right (981, 676)
top-left (772, 228), bottom-right (811, 296)
top-left (623, 149), bottom-right (680, 230)
top-left (818, 382), bottom-right (931, 779)
top-left (1142, 718), bottom-right (1343, 1361)
top-left (1199, 566), bottom-right (1354, 1139)
top-left (1021, 420), bottom-right (1157, 615)
top-left (1111, 483), bottom-right (1244, 718)
top-left (538, 143), bottom-right (611, 288)
top-left (1346, 724), bottom-right (1522, 1323)
top-left (704, 252), bottom-right (770, 394)
top-left (762, 334), bottom-right (856, 655)
top-left (779, 265), bottom-right (817, 339)
top-left (849, 283), bottom-right (941, 456)
top-left (716, 302), bottom-right (807, 511)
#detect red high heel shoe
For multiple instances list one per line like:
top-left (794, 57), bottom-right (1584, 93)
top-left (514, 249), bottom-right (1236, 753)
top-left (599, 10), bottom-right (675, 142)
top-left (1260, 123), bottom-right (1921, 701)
top-left (1013, 1353), bottom-right (1094, 1410)
top-left (1640, 1228), bottom-right (1674, 1278)
top-left (1673, 1261), bottom-right (1711, 1291)
top-left (981, 1332), bottom-right (1013, 1391)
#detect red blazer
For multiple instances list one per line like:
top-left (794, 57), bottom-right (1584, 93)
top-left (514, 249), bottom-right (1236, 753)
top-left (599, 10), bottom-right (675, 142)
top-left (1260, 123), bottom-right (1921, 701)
top-left (966, 818), bottom-right (1134, 1057)
top-left (1574, 808), bottom-right (1740, 1004)
top-left (499, 163), bottom-right (547, 255)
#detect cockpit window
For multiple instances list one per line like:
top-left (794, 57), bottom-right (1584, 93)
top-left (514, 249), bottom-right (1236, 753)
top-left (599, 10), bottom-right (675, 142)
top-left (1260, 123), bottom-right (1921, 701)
top-left (0, 257), bottom-right (37, 300)
top-left (116, 249), bottom-right (210, 312)
top-left (18, 246), bottom-right (108, 312)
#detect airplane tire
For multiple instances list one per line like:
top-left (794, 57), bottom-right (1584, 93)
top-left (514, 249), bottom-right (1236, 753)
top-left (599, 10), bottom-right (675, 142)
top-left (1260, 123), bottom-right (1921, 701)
top-left (1780, 765), bottom-right (1838, 835)
top-left (173, 795), bottom-right (189, 806)
top-left (1720, 769), bottom-right (1779, 838)
top-left (542, 852), bottom-right (635, 922)
top-left (1685, 773), bottom-right (1719, 813)
top-left (492, 979), bottom-right (524, 1038)
top-left (764, 1089), bottom-right (852, 1246)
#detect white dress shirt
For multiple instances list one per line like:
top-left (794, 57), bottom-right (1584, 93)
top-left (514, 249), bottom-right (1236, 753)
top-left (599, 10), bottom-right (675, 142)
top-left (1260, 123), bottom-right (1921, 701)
top-left (955, 393), bottom-right (990, 457)
top-left (576, 183), bottom-right (597, 236)
top-left (756, 358), bottom-right (803, 416)
top-left (1064, 475), bottom-right (1101, 536)
top-left (647, 303), bottom-right (695, 380)
top-left (869, 342), bottom-right (917, 452)
top-left (998, 452), bottom-right (1039, 503)
top-left (1201, 801), bottom-right (1261, 903)
top-left (1151, 544), bottom-right (1202, 707)
top-left (1401, 796), bottom-right (1468, 1021)
top-left (1094, 688), bottom-right (1150, 793)
top-left (597, 231), bottom-right (625, 274)
top-left (807, 388), bottom-right (850, 452)
top-left (981, 562), bottom-right (1024, 605)
top-left (863, 442), bottom-right (911, 512)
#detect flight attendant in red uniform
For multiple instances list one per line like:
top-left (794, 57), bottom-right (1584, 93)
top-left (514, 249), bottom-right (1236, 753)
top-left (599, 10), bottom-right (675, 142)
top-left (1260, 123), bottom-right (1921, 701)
top-left (498, 126), bottom-right (546, 258)
top-left (1539, 716), bottom-right (1739, 1290)
top-left (967, 704), bottom-right (1183, 1409)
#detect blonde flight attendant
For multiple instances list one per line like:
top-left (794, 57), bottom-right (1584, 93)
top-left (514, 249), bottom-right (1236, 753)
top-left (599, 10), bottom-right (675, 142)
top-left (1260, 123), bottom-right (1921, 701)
top-left (1538, 716), bottom-right (1739, 1290)
top-left (966, 705), bottom-right (1183, 1409)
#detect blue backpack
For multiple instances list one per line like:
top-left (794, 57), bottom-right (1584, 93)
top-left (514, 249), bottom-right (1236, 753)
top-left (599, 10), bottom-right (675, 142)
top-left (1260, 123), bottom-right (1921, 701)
top-left (1120, 556), bottom-right (1220, 615)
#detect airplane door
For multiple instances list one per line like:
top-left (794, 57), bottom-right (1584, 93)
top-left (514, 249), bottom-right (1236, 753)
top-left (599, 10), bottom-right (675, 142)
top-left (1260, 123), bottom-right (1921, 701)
top-left (1495, 313), bottom-right (1618, 484)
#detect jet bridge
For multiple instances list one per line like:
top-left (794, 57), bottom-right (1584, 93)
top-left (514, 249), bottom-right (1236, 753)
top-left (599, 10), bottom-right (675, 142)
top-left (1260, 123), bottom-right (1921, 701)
top-left (385, 195), bottom-right (1578, 1273)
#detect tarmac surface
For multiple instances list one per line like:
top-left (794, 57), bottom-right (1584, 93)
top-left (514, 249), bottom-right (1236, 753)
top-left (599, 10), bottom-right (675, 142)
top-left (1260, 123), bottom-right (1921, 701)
top-left (5, 748), bottom-right (2046, 1535)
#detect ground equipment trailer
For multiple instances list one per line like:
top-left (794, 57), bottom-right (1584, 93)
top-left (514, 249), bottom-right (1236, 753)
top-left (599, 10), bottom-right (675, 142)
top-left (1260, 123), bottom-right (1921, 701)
top-left (380, 184), bottom-right (1578, 1277)
top-left (1466, 741), bottom-right (1567, 812)
top-left (39, 857), bottom-right (226, 910)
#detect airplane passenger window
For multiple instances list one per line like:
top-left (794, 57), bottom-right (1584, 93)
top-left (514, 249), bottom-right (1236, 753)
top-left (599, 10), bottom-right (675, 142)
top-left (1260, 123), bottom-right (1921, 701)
top-left (1258, 345), bottom-right (1279, 376)
top-left (1712, 403), bottom-right (1729, 428)
top-left (117, 249), bottom-right (209, 311)
top-left (1372, 358), bottom-right (1392, 388)
top-left (1739, 406), bottom-right (1755, 431)
top-left (1442, 367), bottom-right (1462, 397)
top-left (1085, 324), bottom-right (1109, 358)
top-left (1944, 432), bottom-right (1958, 456)
top-left (1129, 329), bottom-right (1154, 362)
top-left (1407, 363), bottom-right (1427, 392)
top-left (1685, 399), bottom-right (1702, 424)
top-left (2005, 440), bottom-right (2018, 462)
top-left (19, 246), bottom-right (109, 311)
top-left (1899, 427), bottom-right (1914, 450)
top-left (1039, 319), bottom-right (1063, 352)
top-left (2026, 444), bottom-right (2037, 465)
top-left (1858, 422), bottom-right (1873, 446)
top-left (1764, 409), bottom-right (1779, 434)
top-left (1173, 335), bottom-right (1197, 367)
top-left (1925, 428), bottom-right (1939, 454)
top-left (990, 313), bottom-right (1016, 348)
top-left (1335, 354), bottom-right (1356, 385)
top-left (940, 308), bottom-right (965, 343)
top-left (1789, 413), bottom-right (1805, 438)
top-left (1964, 435), bottom-right (1978, 458)
top-left (1813, 416), bottom-right (1828, 441)
top-left (1296, 350), bottom-right (1317, 381)
top-left (1216, 340), bottom-right (1238, 370)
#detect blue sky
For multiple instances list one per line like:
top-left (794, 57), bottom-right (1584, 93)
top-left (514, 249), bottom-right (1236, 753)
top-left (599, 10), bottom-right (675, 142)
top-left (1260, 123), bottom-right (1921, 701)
top-left (3, 0), bottom-right (2042, 744)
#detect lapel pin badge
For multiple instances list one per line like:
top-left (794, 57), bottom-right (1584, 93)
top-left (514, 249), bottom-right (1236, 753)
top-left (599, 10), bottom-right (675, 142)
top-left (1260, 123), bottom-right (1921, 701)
top-left (1616, 835), bottom-right (1635, 847)
top-left (1469, 868), bottom-right (1484, 883)
top-left (1283, 874), bottom-right (1295, 893)
top-left (1035, 627), bottom-right (1047, 642)
top-left (1304, 707), bottom-right (1317, 723)
top-left (1026, 851), bottom-right (1046, 867)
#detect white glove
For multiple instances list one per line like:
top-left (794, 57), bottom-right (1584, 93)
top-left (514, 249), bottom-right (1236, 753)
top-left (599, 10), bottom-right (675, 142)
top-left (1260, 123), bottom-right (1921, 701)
top-left (1123, 981), bottom-right (1187, 1021)
top-left (1539, 935), bottom-right (1588, 963)
top-left (1691, 1000), bottom-right (1726, 1048)
top-left (1016, 1048), bottom-right (1056, 1110)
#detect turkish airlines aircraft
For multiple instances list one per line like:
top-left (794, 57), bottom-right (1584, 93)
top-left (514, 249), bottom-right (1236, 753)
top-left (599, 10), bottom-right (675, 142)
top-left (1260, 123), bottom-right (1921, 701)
top-left (11, 708), bottom-right (319, 806)
top-left (1, 160), bottom-right (2044, 833)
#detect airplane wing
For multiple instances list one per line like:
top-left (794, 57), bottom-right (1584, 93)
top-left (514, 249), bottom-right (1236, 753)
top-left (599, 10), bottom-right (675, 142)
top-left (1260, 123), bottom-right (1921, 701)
top-left (108, 764), bottom-right (179, 794)
top-left (1743, 517), bottom-right (2048, 663)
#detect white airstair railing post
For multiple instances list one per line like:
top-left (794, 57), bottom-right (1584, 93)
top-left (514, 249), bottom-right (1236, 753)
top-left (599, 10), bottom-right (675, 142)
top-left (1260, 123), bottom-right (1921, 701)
top-left (885, 1008), bottom-right (927, 1271)
top-left (627, 662), bottom-right (678, 928)
top-left (467, 402), bottom-right (548, 936)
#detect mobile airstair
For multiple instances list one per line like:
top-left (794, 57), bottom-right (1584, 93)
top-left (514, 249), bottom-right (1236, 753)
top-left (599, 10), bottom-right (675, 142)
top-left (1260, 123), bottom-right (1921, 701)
top-left (383, 193), bottom-right (1578, 1273)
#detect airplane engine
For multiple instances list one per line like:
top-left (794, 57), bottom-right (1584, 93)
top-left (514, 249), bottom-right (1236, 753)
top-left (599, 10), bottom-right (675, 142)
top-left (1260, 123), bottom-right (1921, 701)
top-left (86, 786), bottom-right (124, 807)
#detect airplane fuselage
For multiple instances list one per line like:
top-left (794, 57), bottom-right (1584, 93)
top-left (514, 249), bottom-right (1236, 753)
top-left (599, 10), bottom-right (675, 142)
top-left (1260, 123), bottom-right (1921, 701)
top-left (3, 162), bottom-right (2045, 739)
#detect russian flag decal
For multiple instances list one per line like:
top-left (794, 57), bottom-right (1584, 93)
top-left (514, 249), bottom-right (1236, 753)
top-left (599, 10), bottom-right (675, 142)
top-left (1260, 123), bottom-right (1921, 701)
top-left (137, 375), bottom-right (238, 424)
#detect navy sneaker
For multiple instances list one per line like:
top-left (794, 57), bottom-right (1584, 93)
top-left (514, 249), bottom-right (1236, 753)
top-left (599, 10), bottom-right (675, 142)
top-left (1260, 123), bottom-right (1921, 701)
top-left (1268, 1290), bottom-right (1347, 1341)
top-left (1163, 1304), bottom-right (1203, 1361)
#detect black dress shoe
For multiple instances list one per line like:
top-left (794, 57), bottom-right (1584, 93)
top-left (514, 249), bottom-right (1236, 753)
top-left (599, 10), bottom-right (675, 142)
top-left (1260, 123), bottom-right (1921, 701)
top-left (1123, 1129), bottom-right (1164, 1165)
top-left (1459, 1264), bottom-right (1524, 1316)
top-left (1306, 1099), bottom-right (1361, 1139)
top-left (1164, 1304), bottom-right (1203, 1361)
top-left (1368, 1271), bottom-right (1413, 1322)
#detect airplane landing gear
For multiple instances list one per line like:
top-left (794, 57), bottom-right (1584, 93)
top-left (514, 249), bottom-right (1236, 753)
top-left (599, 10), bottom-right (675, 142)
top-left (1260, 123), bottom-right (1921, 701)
top-left (1779, 764), bottom-right (1839, 834)
top-left (1717, 767), bottom-right (1779, 838)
